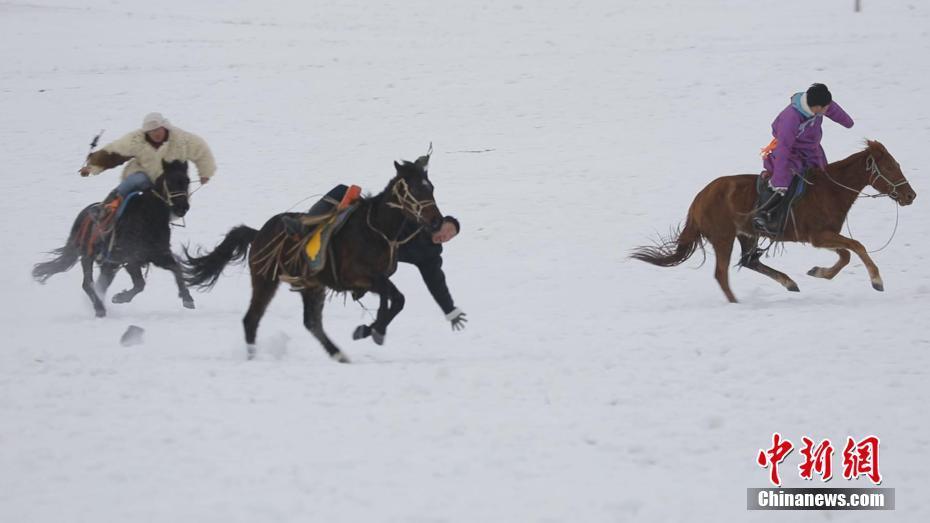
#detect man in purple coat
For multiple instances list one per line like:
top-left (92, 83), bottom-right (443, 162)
top-left (752, 83), bottom-right (854, 234)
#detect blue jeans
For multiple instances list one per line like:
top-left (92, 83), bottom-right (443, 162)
top-left (115, 172), bottom-right (153, 197)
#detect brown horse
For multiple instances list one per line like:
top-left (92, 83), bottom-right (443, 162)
top-left (631, 141), bottom-right (916, 302)
top-left (182, 159), bottom-right (444, 362)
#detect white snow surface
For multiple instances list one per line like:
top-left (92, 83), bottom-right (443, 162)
top-left (2, 0), bottom-right (929, 521)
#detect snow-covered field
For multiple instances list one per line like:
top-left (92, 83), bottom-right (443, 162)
top-left (2, 0), bottom-right (929, 521)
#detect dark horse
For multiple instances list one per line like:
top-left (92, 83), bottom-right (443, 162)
top-left (182, 159), bottom-right (444, 363)
top-left (32, 160), bottom-right (194, 316)
top-left (632, 141), bottom-right (916, 302)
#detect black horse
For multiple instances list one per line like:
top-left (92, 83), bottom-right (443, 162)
top-left (182, 159), bottom-right (444, 363)
top-left (33, 160), bottom-right (194, 317)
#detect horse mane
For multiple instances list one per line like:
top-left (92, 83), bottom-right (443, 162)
top-left (358, 160), bottom-right (427, 205)
top-left (825, 139), bottom-right (884, 172)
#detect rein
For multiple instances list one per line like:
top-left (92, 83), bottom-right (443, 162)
top-left (366, 204), bottom-right (423, 271)
top-left (150, 176), bottom-right (191, 228)
top-left (821, 154), bottom-right (908, 200)
top-left (819, 153), bottom-right (907, 253)
top-left (363, 177), bottom-right (435, 268)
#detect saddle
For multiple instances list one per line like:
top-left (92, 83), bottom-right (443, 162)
top-left (282, 184), bottom-right (362, 276)
top-left (77, 191), bottom-right (145, 259)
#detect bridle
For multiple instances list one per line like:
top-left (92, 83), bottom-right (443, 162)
top-left (821, 153), bottom-right (909, 200)
top-left (365, 177), bottom-right (438, 270)
top-left (385, 177), bottom-right (436, 223)
top-left (151, 175), bottom-right (190, 208)
top-left (865, 155), bottom-right (909, 201)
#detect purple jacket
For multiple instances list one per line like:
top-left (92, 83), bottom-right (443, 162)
top-left (764, 93), bottom-right (854, 188)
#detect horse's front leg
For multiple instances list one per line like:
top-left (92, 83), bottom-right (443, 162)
top-left (811, 231), bottom-right (883, 291)
top-left (152, 251), bottom-right (195, 309)
top-left (352, 277), bottom-right (406, 345)
top-left (112, 262), bottom-right (146, 304)
top-left (369, 277), bottom-right (405, 345)
top-left (807, 248), bottom-right (852, 280)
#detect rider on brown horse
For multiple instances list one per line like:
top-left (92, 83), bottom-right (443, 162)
top-left (754, 84), bottom-right (854, 234)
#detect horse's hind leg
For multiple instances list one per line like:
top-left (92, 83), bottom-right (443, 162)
top-left (737, 236), bottom-right (800, 292)
top-left (243, 273), bottom-right (279, 359)
top-left (710, 234), bottom-right (738, 303)
top-left (94, 262), bottom-right (119, 298)
top-left (152, 252), bottom-right (194, 309)
top-left (811, 231), bottom-right (884, 291)
top-left (807, 248), bottom-right (851, 280)
top-left (112, 263), bottom-right (146, 304)
top-left (80, 257), bottom-right (106, 317)
top-left (301, 287), bottom-right (350, 364)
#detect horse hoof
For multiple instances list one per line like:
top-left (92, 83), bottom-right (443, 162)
top-left (786, 282), bottom-right (800, 292)
top-left (807, 267), bottom-right (822, 277)
top-left (872, 281), bottom-right (884, 292)
top-left (95, 309), bottom-right (106, 318)
top-left (372, 330), bottom-right (385, 345)
top-left (112, 293), bottom-right (131, 304)
top-left (246, 345), bottom-right (256, 360)
top-left (331, 352), bottom-right (351, 364)
top-left (182, 299), bottom-right (195, 309)
top-left (352, 325), bottom-right (370, 340)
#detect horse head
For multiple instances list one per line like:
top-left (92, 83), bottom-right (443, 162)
top-left (156, 160), bottom-right (191, 217)
top-left (388, 148), bottom-right (444, 232)
top-left (865, 141), bottom-right (916, 206)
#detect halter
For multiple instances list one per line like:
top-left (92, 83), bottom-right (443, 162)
top-left (865, 155), bottom-right (909, 200)
top-left (385, 178), bottom-right (436, 223)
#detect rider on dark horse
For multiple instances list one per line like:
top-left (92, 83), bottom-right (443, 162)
top-left (753, 83), bottom-right (854, 235)
top-left (282, 154), bottom-right (467, 334)
top-left (78, 112), bottom-right (216, 256)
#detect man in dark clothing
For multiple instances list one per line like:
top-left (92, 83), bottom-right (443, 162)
top-left (352, 216), bottom-right (466, 340)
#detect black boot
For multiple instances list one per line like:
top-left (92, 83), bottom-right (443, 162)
top-left (752, 190), bottom-right (787, 235)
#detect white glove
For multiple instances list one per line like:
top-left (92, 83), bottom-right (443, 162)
top-left (445, 307), bottom-right (467, 331)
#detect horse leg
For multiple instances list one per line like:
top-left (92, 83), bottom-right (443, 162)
top-left (94, 262), bottom-right (119, 299)
top-left (151, 252), bottom-right (194, 309)
top-left (301, 287), bottom-right (349, 363)
top-left (112, 263), bottom-right (146, 304)
top-left (243, 273), bottom-right (279, 359)
top-left (807, 248), bottom-right (851, 280)
top-left (737, 236), bottom-right (800, 292)
top-left (369, 277), bottom-right (405, 344)
top-left (811, 231), bottom-right (884, 291)
top-left (710, 234), bottom-right (738, 303)
top-left (80, 256), bottom-right (106, 317)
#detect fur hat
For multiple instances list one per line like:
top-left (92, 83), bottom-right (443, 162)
top-left (141, 112), bottom-right (170, 132)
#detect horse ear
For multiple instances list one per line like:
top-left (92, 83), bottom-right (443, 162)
top-left (414, 142), bottom-right (432, 172)
top-left (394, 160), bottom-right (402, 171)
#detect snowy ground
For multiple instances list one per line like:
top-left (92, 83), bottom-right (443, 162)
top-left (2, 0), bottom-right (929, 521)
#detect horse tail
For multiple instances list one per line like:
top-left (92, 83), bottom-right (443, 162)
top-left (32, 208), bottom-right (92, 283)
top-left (32, 245), bottom-right (80, 283)
top-left (630, 214), bottom-right (705, 268)
top-left (182, 225), bottom-right (258, 290)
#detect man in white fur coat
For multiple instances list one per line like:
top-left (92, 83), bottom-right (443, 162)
top-left (79, 112), bottom-right (216, 204)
